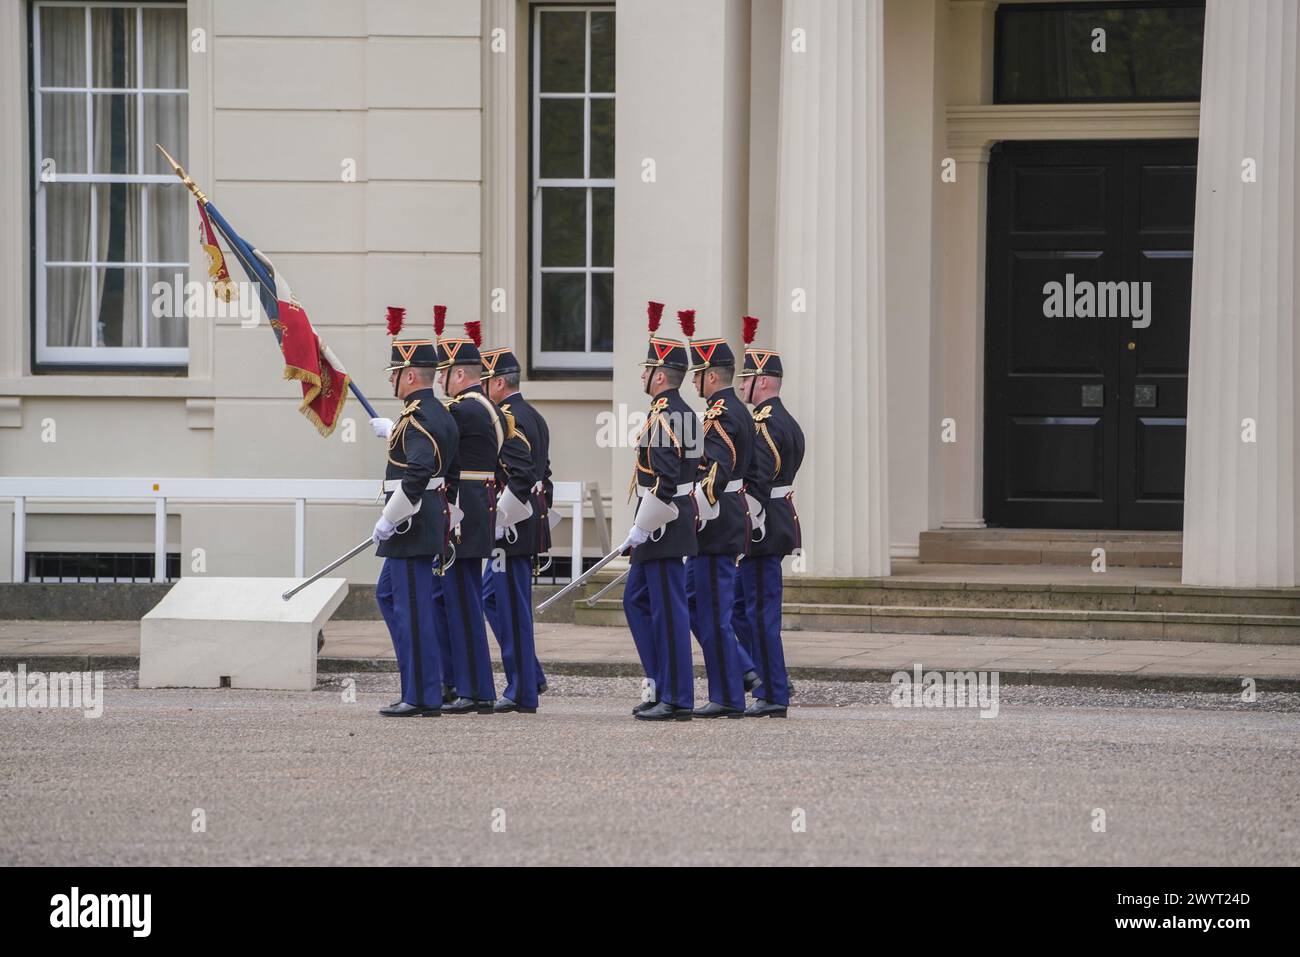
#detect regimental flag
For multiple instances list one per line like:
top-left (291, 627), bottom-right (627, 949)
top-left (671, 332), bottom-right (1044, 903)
top-left (201, 203), bottom-right (350, 436)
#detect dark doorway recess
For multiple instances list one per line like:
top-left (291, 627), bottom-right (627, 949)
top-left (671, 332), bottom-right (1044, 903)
top-left (984, 139), bottom-right (1196, 529)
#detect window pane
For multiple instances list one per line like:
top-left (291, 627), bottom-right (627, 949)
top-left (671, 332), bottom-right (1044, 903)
top-left (147, 267), bottom-right (188, 347)
top-left (46, 267), bottom-right (93, 347)
top-left (590, 12), bottom-right (615, 93)
top-left (40, 94), bottom-right (88, 175)
top-left (92, 7), bottom-right (138, 89)
top-left (39, 7), bottom-right (87, 88)
top-left (996, 3), bottom-right (1203, 103)
top-left (96, 266), bottom-right (143, 347)
top-left (539, 11), bottom-right (585, 93)
top-left (541, 274), bottom-right (586, 352)
top-left (590, 98), bottom-right (614, 179)
top-left (592, 273), bottom-right (613, 352)
top-left (539, 99), bottom-right (584, 179)
top-left (591, 188), bottom-right (613, 267)
top-left (143, 94), bottom-right (187, 173)
top-left (147, 183), bottom-right (187, 262)
top-left (142, 7), bottom-right (187, 88)
top-left (95, 183), bottom-right (142, 262)
top-left (541, 188), bottom-right (586, 267)
top-left (45, 183), bottom-right (92, 262)
top-left (93, 94), bottom-right (138, 174)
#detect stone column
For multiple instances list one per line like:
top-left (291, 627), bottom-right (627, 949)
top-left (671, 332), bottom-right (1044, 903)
top-left (771, 0), bottom-right (890, 576)
top-left (1182, 0), bottom-right (1300, 587)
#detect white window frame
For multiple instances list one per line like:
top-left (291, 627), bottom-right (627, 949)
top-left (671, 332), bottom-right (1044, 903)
top-left (530, 4), bottom-right (614, 372)
top-left (32, 0), bottom-right (189, 368)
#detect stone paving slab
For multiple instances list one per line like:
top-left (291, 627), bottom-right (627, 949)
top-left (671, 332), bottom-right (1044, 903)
top-left (2, 618), bottom-right (1300, 692)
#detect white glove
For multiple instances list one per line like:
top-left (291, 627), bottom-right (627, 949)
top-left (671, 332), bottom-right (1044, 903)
top-left (619, 525), bottom-right (650, 553)
top-left (495, 525), bottom-right (506, 541)
top-left (372, 517), bottom-right (396, 544)
top-left (370, 417), bottom-right (394, 439)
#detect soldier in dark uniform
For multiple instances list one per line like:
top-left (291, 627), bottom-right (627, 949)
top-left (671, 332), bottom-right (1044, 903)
top-left (680, 310), bottom-right (759, 718)
top-left (479, 345), bottom-right (551, 713)
top-left (621, 301), bottom-right (702, 721)
top-left (367, 310), bottom-right (459, 717)
top-left (435, 318), bottom-right (534, 714)
top-left (734, 317), bottom-right (805, 718)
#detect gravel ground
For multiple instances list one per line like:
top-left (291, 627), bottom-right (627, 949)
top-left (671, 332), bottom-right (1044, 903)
top-left (3, 670), bottom-right (1298, 866)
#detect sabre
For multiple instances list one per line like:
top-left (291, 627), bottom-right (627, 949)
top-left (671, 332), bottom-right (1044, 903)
top-left (281, 537), bottom-right (373, 602)
top-left (585, 569), bottom-right (629, 607)
top-left (536, 544), bottom-right (628, 615)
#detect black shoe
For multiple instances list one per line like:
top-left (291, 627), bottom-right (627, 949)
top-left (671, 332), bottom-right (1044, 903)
top-left (693, 702), bottom-right (744, 719)
top-left (493, 697), bottom-right (537, 714)
top-left (634, 701), bottom-right (693, 722)
top-left (538, 682), bottom-right (548, 695)
top-left (380, 701), bottom-right (426, 717)
top-left (443, 696), bottom-right (495, 715)
top-left (631, 699), bottom-right (659, 716)
top-left (742, 670), bottom-right (761, 692)
top-left (744, 699), bottom-right (788, 718)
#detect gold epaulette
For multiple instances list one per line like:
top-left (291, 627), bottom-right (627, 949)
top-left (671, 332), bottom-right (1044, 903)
top-left (650, 396), bottom-right (669, 414)
top-left (704, 399), bottom-right (725, 420)
top-left (753, 405), bottom-right (774, 423)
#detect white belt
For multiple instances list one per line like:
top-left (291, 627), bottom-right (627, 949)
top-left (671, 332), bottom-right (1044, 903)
top-left (724, 479), bottom-right (743, 493)
top-left (458, 470), bottom-right (496, 481)
top-left (771, 485), bottom-right (793, 498)
top-left (638, 483), bottom-right (694, 498)
top-left (383, 477), bottom-right (446, 493)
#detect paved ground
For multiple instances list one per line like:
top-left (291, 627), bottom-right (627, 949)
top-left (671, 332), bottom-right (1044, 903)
top-left (4, 620), bottom-right (1300, 687)
top-left (2, 670), bottom-right (1298, 866)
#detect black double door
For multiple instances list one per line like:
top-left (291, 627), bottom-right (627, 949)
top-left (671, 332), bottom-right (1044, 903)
top-left (983, 140), bottom-right (1196, 530)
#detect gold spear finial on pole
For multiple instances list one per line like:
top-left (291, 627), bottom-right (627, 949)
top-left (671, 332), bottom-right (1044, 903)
top-left (154, 143), bottom-right (207, 205)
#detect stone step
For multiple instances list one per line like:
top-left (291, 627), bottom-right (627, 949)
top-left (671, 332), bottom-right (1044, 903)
top-left (568, 573), bottom-right (1300, 617)
top-left (575, 597), bottom-right (1300, 644)
top-left (918, 529), bottom-right (1182, 567)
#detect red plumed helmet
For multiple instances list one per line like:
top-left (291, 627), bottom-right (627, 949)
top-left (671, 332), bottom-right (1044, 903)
top-left (677, 309), bottom-right (696, 338)
top-left (433, 304), bottom-right (447, 337)
top-left (386, 306), bottom-right (405, 336)
top-left (647, 301), bottom-right (664, 333)
top-left (742, 315), bottom-right (759, 345)
top-left (465, 320), bottom-right (482, 347)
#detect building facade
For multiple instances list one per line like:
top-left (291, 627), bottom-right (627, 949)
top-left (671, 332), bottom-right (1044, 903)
top-left (0, 0), bottom-right (1296, 588)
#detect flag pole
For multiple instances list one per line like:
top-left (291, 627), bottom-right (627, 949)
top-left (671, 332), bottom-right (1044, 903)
top-left (155, 144), bottom-right (382, 422)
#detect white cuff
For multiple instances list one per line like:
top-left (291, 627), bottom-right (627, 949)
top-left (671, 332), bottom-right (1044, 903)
top-left (382, 489), bottom-right (421, 525)
top-left (495, 485), bottom-right (534, 529)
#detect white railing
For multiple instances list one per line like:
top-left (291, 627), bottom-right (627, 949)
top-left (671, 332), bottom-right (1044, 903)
top-left (0, 478), bottom-right (586, 584)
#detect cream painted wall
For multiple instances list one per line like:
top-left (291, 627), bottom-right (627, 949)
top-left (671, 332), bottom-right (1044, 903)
top-left (610, 0), bottom-right (752, 539)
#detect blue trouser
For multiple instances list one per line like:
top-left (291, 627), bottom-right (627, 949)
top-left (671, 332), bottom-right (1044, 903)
top-left (376, 557), bottom-right (444, 709)
top-left (623, 557), bottom-right (693, 709)
top-left (686, 554), bottom-right (746, 710)
top-left (733, 555), bottom-right (788, 706)
top-left (483, 563), bottom-right (548, 693)
top-left (439, 556), bottom-right (496, 701)
top-left (481, 556), bottom-right (540, 709)
top-left (432, 564), bottom-right (455, 689)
